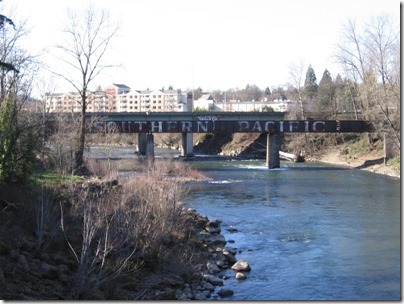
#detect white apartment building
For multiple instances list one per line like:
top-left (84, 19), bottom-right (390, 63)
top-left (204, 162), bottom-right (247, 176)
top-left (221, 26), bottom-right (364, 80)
top-left (115, 89), bottom-right (188, 112)
top-left (45, 91), bottom-right (114, 113)
top-left (46, 84), bottom-right (190, 113)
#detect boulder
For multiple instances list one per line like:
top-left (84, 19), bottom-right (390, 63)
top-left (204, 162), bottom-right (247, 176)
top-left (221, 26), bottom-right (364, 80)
top-left (205, 219), bottom-right (222, 234)
top-left (206, 261), bottom-right (220, 274)
top-left (203, 274), bottom-right (224, 286)
top-left (194, 292), bottom-right (207, 300)
top-left (223, 249), bottom-right (237, 264)
top-left (231, 260), bottom-right (251, 272)
top-left (205, 234), bottom-right (226, 247)
top-left (217, 288), bottom-right (234, 297)
top-left (227, 226), bottom-right (238, 232)
top-left (202, 282), bottom-right (215, 292)
top-left (235, 272), bottom-right (247, 280)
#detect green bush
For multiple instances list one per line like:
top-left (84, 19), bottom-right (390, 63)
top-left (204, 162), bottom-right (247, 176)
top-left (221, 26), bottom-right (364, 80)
top-left (0, 98), bottom-right (38, 183)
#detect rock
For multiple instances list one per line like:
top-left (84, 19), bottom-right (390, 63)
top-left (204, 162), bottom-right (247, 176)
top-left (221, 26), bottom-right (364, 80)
top-left (227, 225), bottom-right (238, 232)
top-left (214, 251), bottom-right (227, 264)
top-left (205, 219), bottom-right (222, 234)
top-left (231, 260), bottom-right (251, 272)
top-left (206, 261), bottom-right (220, 274)
top-left (235, 272), bottom-right (247, 280)
top-left (203, 274), bottom-right (224, 286)
top-left (215, 259), bottom-right (225, 268)
top-left (217, 288), bottom-right (234, 297)
top-left (225, 247), bottom-right (238, 255)
top-left (228, 239), bottom-right (235, 243)
top-left (194, 292), bottom-right (207, 300)
top-left (202, 282), bottom-right (215, 292)
top-left (223, 250), bottom-right (237, 264)
top-left (205, 234), bottom-right (226, 247)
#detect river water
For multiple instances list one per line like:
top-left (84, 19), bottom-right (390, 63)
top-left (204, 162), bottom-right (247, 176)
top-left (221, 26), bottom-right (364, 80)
top-left (184, 159), bottom-right (401, 300)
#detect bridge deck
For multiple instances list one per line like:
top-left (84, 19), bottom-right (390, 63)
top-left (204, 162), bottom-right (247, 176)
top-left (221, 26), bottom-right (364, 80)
top-left (83, 111), bottom-right (286, 121)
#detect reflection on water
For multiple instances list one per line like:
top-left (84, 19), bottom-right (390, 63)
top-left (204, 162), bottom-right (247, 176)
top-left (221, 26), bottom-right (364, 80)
top-left (186, 159), bottom-right (400, 300)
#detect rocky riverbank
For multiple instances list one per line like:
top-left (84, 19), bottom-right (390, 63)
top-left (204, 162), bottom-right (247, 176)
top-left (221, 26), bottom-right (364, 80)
top-left (155, 210), bottom-right (250, 300)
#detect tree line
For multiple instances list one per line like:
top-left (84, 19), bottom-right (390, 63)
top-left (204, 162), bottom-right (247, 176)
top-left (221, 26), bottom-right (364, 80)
top-left (0, 2), bottom-right (399, 183)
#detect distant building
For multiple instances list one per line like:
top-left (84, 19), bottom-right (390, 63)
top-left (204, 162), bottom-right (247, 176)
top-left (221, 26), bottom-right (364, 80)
top-left (213, 99), bottom-right (295, 112)
top-left (45, 91), bottom-right (115, 113)
top-left (193, 94), bottom-right (215, 111)
top-left (45, 84), bottom-right (294, 113)
top-left (45, 84), bottom-right (190, 113)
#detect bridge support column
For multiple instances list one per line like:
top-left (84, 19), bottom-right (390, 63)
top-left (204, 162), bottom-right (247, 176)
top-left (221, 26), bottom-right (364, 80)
top-left (137, 133), bottom-right (147, 155)
top-left (181, 132), bottom-right (194, 157)
top-left (146, 134), bottom-right (155, 159)
top-left (266, 133), bottom-right (280, 169)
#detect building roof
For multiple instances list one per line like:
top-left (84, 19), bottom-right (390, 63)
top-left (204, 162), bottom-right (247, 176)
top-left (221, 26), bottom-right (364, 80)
top-left (113, 83), bottom-right (131, 90)
top-left (199, 94), bottom-right (214, 100)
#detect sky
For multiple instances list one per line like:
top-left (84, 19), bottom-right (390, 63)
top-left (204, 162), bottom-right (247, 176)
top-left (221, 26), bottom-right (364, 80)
top-left (3, 0), bottom-right (401, 95)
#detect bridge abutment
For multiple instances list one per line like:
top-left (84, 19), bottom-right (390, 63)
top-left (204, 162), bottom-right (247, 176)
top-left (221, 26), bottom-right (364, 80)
top-left (266, 133), bottom-right (280, 169)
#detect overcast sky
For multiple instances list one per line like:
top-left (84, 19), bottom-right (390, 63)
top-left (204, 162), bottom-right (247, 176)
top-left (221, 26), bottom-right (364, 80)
top-left (5, 0), bottom-right (401, 94)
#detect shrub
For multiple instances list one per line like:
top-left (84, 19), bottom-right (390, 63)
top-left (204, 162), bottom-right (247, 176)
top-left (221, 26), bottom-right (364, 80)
top-left (0, 98), bottom-right (39, 183)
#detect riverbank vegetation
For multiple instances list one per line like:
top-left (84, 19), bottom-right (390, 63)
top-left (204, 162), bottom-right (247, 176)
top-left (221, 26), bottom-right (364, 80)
top-left (0, 158), bottom-right (213, 300)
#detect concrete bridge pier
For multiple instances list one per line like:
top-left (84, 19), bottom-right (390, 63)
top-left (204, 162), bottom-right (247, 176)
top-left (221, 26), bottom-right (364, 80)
top-left (137, 133), bottom-right (155, 158)
top-left (146, 134), bottom-right (155, 158)
top-left (137, 133), bottom-right (147, 155)
top-left (266, 133), bottom-right (280, 169)
top-left (181, 132), bottom-right (194, 157)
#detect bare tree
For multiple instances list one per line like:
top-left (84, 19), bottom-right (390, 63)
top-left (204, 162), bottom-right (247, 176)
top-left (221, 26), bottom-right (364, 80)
top-left (52, 5), bottom-right (119, 173)
top-left (335, 15), bottom-right (400, 151)
top-left (288, 59), bottom-right (306, 119)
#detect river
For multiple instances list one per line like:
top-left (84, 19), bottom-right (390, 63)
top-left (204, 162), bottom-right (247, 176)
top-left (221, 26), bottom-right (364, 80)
top-left (184, 159), bottom-right (400, 300)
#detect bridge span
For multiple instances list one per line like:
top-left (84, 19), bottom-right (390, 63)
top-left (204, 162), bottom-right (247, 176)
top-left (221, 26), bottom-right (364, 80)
top-left (55, 112), bottom-right (373, 169)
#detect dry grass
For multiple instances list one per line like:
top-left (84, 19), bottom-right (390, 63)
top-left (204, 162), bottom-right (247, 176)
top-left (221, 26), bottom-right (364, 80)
top-left (60, 158), bottom-right (204, 299)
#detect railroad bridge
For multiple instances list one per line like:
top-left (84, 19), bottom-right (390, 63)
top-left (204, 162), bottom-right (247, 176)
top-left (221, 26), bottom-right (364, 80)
top-left (80, 112), bottom-right (374, 169)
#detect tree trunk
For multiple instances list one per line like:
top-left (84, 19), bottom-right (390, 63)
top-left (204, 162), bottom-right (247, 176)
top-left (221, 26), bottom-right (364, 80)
top-left (74, 113), bottom-right (86, 172)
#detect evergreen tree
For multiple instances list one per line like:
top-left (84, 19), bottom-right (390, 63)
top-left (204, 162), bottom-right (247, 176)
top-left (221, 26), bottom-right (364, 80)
top-left (303, 65), bottom-right (318, 100)
top-left (264, 86), bottom-right (271, 97)
top-left (317, 69), bottom-right (335, 117)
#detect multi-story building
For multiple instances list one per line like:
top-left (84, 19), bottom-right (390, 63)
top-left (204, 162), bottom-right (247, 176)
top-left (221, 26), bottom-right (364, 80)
top-left (45, 84), bottom-right (190, 113)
